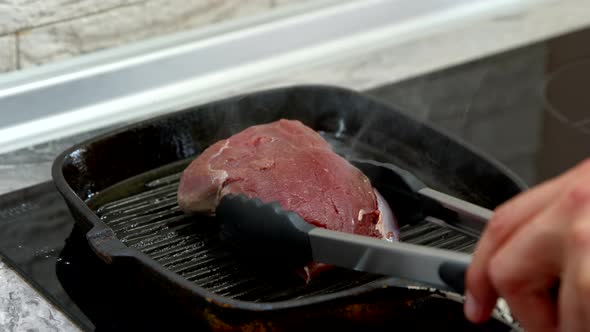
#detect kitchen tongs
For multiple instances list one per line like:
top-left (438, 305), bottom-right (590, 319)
top-left (216, 159), bottom-right (493, 294)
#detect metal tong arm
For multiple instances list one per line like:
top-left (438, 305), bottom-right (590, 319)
top-left (309, 227), bottom-right (470, 292)
top-left (418, 188), bottom-right (493, 233)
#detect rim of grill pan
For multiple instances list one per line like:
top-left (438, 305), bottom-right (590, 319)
top-left (51, 84), bottom-right (528, 312)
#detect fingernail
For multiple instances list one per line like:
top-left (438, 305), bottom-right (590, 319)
top-left (464, 291), bottom-right (480, 322)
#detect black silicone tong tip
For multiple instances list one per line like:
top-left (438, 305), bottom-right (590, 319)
top-left (216, 194), bottom-right (315, 266)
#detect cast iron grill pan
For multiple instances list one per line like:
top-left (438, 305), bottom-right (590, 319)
top-left (91, 162), bottom-right (478, 302)
top-left (53, 85), bottom-right (526, 330)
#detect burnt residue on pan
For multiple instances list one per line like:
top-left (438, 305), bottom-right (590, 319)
top-left (53, 85), bottom-right (526, 331)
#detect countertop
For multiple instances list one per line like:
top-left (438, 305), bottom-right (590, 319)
top-left (1, 0), bottom-right (590, 330)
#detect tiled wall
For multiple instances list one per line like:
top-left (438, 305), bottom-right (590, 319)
top-left (0, 0), bottom-right (306, 72)
top-left (0, 35), bottom-right (16, 71)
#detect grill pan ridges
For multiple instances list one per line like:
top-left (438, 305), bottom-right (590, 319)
top-left (95, 168), bottom-right (477, 302)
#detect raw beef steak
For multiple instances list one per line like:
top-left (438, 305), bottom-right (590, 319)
top-left (177, 119), bottom-right (397, 281)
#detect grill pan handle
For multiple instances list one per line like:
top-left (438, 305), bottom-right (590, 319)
top-left (86, 223), bottom-right (133, 264)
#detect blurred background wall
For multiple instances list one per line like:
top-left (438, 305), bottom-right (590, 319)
top-left (0, 0), bottom-right (309, 73)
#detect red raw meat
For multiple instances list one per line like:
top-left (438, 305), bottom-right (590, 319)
top-left (177, 119), bottom-right (397, 281)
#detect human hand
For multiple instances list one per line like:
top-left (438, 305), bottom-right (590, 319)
top-left (464, 158), bottom-right (590, 332)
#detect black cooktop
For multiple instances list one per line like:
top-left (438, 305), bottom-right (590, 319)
top-left (2, 26), bottom-right (590, 331)
top-left (0, 183), bottom-right (199, 331)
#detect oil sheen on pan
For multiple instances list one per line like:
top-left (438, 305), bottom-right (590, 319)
top-left (177, 119), bottom-right (399, 282)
